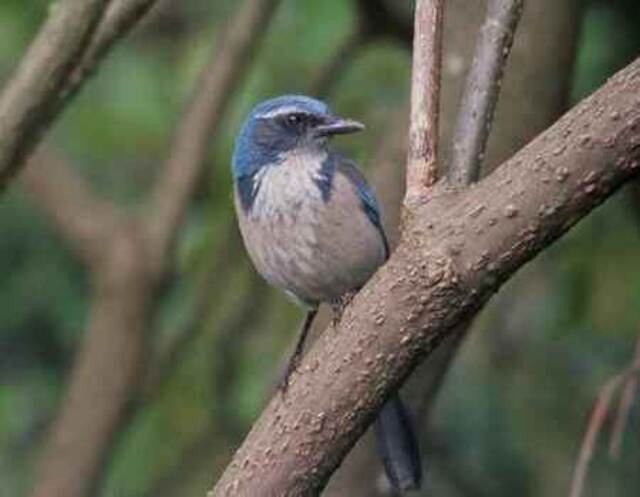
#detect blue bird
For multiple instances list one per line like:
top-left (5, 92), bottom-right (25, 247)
top-left (232, 95), bottom-right (422, 491)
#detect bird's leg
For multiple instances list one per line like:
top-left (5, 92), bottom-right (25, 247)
top-left (280, 308), bottom-right (318, 392)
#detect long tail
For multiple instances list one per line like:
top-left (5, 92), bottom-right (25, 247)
top-left (374, 393), bottom-right (423, 492)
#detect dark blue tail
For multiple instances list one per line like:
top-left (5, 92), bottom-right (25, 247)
top-left (374, 393), bottom-right (423, 492)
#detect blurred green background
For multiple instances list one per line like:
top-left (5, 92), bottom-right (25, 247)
top-left (0, 1), bottom-right (639, 496)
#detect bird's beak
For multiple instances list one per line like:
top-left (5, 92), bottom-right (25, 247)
top-left (314, 116), bottom-right (365, 137)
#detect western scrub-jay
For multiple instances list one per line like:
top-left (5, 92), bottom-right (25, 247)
top-left (232, 95), bottom-right (422, 491)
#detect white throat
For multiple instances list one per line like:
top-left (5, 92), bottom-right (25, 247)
top-left (249, 147), bottom-right (328, 220)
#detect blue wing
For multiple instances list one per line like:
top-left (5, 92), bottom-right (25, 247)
top-left (333, 154), bottom-right (390, 259)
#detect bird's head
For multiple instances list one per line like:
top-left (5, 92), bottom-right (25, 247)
top-left (232, 95), bottom-right (364, 180)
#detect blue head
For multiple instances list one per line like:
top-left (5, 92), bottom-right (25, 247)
top-left (231, 95), bottom-right (364, 182)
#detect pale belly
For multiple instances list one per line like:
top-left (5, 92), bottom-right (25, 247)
top-left (235, 173), bottom-right (386, 306)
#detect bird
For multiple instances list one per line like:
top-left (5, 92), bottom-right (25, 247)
top-left (232, 95), bottom-right (422, 491)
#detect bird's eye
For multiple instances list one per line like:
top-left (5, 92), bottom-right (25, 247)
top-left (285, 113), bottom-right (304, 127)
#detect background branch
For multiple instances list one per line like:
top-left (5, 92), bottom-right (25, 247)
top-left (0, 0), bottom-right (110, 190)
top-left (608, 334), bottom-right (640, 457)
top-left (58, 0), bottom-right (161, 103)
top-left (27, 1), bottom-right (282, 496)
top-left (448, 0), bottom-right (524, 185)
top-left (22, 147), bottom-right (119, 265)
top-left (146, 0), bottom-right (280, 273)
top-left (569, 365), bottom-right (640, 497)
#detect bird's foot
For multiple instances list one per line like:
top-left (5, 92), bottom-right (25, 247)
top-left (330, 291), bottom-right (357, 326)
top-left (278, 353), bottom-right (300, 393)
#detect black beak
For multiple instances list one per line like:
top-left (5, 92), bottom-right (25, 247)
top-left (314, 116), bottom-right (365, 137)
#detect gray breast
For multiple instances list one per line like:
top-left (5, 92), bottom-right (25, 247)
top-left (235, 155), bottom-right (386, 306)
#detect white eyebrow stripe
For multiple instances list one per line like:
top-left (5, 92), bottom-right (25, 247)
top-left (256, 106), bottom-right (310, 119)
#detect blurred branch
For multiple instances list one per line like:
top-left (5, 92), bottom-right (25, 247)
top-left (0, 0), bottom-right (110, 190)
top-left (147, 0), bottom-right (281, 275)
top-left (569, 365), bottom-right (640, 497)
top-left (608, 334), bottom-right (640, 458)
top-left (22, 147), bottom-right (119, 265)
top-left (27, 1), bottom-right (282, 496)
top-left (406, 0), bottom-right (444, 196)
top-left (58, 0), bottom-right (161, 103)
top-left (448, 0), bottom-right (524, 185)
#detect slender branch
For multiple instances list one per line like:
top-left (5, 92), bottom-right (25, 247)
top-left (448, 0), bottom-right (524, 185)
top-left (146, 0), bottom-right (281, 273)
top-left (21, 147), bottom-right (119, 264)
top-left (209, 57), bottom-right (640, 497)
top-left (0, 0), bottom-right (111, 190)
top-left (608, 334), bottom-right (640, 458)
top-left (569, 366), bottom-right (640, 497)
top-left (406, 0), bottom-right (444, 196)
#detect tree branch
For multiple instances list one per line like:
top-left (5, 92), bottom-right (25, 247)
top-left (413, 0), bottom-right (525, 432)
top-left (0, 0), bottom-right (111, 190)
top-left (406, 0), bottom-right (445, 195)
top-left (569, 365), bottom-right (640, 497)
top-left (448, 0), bottom-right (524, 185)
top-left (57, 0), bottom-right (161, 104)
top-left (209, 57), bottom-right (640, 497)
top-left (412, 0), bottom-right (582, 438)
top-left (146, 0), bottom-right (281, 274)
top-left (21, 147), bottom-right (119, 264)
top-left (608, 333), bottom-right (640, 458)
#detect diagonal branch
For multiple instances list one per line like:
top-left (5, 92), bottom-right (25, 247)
top-left (146, 0), bottom-right (281, 274)
top-left (21, 147), bottom-right (120, 264)
top-left (406, 0), bottom-right (445, 196)
top-left (448, 0), bottom-right (524, 185)
top-left (209, 56), bottom-right (640, 497)
top-left (57, 0), bottom-right (162, 105)
top-left (0, 0), bottom-right (111, 190)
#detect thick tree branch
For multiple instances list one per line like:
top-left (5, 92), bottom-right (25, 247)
top-left (146, 0), bottom-right (280, 274)
top-left (0, 0), bottom-right (111, 190)
top-left (448, 0), bottom-right (524, 185)
top-left (22, 147), bottom-right (120, 264)
top-left (406, 0), bottom-right (445, 195)
top-left (209, 57), bottom-right (640, 497)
